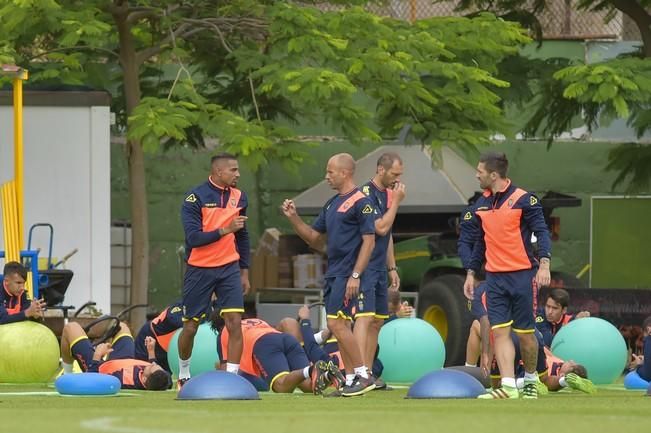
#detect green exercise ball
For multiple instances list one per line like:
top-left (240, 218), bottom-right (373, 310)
top-left (0, 321), bottom-right (60, 383)
top-left (551, 317), bottom-right (627, 385)
top-left (167, 323), bottom-right (219, 378)
top-left (378, 318), bottom-right (445, 384)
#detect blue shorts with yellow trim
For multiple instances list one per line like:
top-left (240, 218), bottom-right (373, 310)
top-left (486, 268), bottom-right (537, 332)
top-left (252, 333), bottom-right (309, 389)
top-left (71, 333), bottom-right (135, 372)
top-left (182, 261), bottom-right (243, 320)
top-left (469, 282), bottom-right (488, 320)
top-left (323, 276), bottom-right (354, 320)
top-left (355, 269), bottom-right (389, 319)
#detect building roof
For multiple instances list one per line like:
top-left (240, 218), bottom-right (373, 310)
top-left (293, 145), bottom-right (478, 215)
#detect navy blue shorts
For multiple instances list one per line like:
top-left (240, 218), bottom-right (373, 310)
top-left (486, 268), bottom-right (537, 332)
top-left (71, 333), bottom-right (135, 372)
top-left (252, 333), bottom-right (309, 389)
top-left (355, 269), bottom-right (389, 319)
top-left (469, 282), bottom-right (488, 320)
top-left (182, 261), bottom-right (243, 320)
top-left (323, 277), bottom-right (354, 320)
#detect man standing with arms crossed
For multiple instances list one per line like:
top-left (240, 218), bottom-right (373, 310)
top-left (463, 151), bottom-right (551, 399)
top-left (177, 152), bottom-right (250, 391)
top-left (357, 152), bottom-right (405, 388)
top-left (282, 153), bottom-right (376, 396)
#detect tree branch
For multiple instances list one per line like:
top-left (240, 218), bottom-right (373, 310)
top-left (28, 45), bottom-right (119, 61)
top-left (608, 0), bottom-right (651, 57)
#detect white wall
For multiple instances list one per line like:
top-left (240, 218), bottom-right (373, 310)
top-left (0, 102), bottom-right (111, 314)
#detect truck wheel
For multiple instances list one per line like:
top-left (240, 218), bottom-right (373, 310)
top-left (418, 274), bottom-right (473, 366)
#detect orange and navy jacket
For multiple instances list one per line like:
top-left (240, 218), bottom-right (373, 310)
top-left (0, 286), bottom-right (31, 324)
top-left (468, 180), bottom-right (551, 273)
top-left (218, 318), bottom-right (279, 377)
top-left (535, 310), bottom-right (574, 347)
top-left (89, 358), bottom-right (150, 389)
top-left (181, 177), bottom-right (250, 269)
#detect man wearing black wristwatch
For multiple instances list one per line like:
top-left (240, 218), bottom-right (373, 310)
top-left (357, 152), bottom-right (406, 389)
top-left (463, 152), bottom-right (551, 400)
top-left (282, 153), bottom-right (377, 397)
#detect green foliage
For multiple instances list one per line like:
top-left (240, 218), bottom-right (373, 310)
top-left (0, 0), bottom-right (530, 171)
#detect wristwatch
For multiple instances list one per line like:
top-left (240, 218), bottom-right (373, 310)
top-left (351, 272), bottom-right (360, 279)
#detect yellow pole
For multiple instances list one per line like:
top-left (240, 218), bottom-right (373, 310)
top-left (13, 72), bottom-right (27, 249)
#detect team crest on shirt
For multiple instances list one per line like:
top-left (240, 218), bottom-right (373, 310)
top-left (362, 185), bottom-right (370, 195)
top-left (535, 315), bottom-right (544, 323)
top-left (185, 193), bottom-right (197, 203)
top-left (171, 306), bottom-right (182, 313)
top-left (463, 212), bottom-right (472, 220)
top-left (530, 196), bottom-right (538, 206)
top-left (230, 198), bottom-right (236, 206)
top-left (362, 204), bottom-right (373, 214)
top-left (508, 199), bottom-right (513, 207)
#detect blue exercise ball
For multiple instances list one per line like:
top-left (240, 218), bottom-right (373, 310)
top-left (177, 371), bottom-right (260, 400)
top-left (551, 317), bottom-right (627, 385)
top-left (378, 318), bottom-right (445, 384)
top-left (55, 373), bottom-right (121, 396)
top-left (167, 323), bottom-right (219, 378)
top-left (407, 369), bottom-right (486, 399)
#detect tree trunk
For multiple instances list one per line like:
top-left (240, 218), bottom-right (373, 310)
top-left (114, 8), bottom-right (148, 329)
top-left (611, 0), bottom-right (651, 58)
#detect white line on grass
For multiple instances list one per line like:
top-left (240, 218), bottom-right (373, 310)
top-left (80, 417), bottom-right (208, 433)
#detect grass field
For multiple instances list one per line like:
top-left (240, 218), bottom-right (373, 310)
top-left (1, 384), bottom-right (650, 433)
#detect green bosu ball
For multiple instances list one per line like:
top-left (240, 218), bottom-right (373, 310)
top-left (551, 317), bottom-right (627, 385)
top-left (167, 323), bottom-right (219, 378)
top-left (0, 321), bottom-right (60, 383)
top-left (378, 318), bottom-right (445, 384)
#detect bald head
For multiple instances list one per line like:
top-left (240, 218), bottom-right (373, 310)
top-left (325, 153), bottom-right (356, 192)
top-left (328, 153), bottom-right (355, 174)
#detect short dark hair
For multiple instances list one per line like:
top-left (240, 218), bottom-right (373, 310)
top-left (547, 289), bottom-right (570, 309)
top-left (3, 261), bottom-right (27, 281)
top-left (377, 152), bottom-right (402, 170)
top-left (568, 363), bottom-right (588, 379)
top-left (211, 152), bottom-right (237, 165)
top-left (145, 369), bottom-right (172, 391)
top-left (642, 315), bottom-right (651, 330)
top-left (479, 151), bottom-right (508, 178)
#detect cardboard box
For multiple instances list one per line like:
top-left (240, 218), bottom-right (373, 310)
top-left (255, 228), bottom-right (281, 257)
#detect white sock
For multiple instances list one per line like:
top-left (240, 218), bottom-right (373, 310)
top-left (465, 362), bottom-right (475, 367)
top-left (354, 366), bottom-right (369, 379)
top-left (302, 366), bottom-right (311, 379)
top-left (345, 373), bottom-right (355, 386)
top-left (226, 362), bottom-right (240, 374)
top-left (179, 357), bottom-right (191, 380)
top-left (559, 376), bottom-right (568, 388)
top-left (314, 331), bottom-right (325, 345)
top-left (516, 377), bottom-right (525, 390)
top-left (524, 371), bottom-right (538, 383)
top-left (62, 362), bottom-right (73, 374)
top-left (501, 377), bottom-right (516, 388)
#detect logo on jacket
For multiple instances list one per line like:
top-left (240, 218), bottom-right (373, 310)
top-left (230, 199), bottom-right (236, 206)
top-left (362, 185), bottom-right (370, 195)
top-left (463, 212), bottom-right (472, 220)
top-left (530, 196), bottom-right (538, 206)
top-left (362, 204), bottom-right (373, 214)
top-left (185, 193), bottom-right (197, 203)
